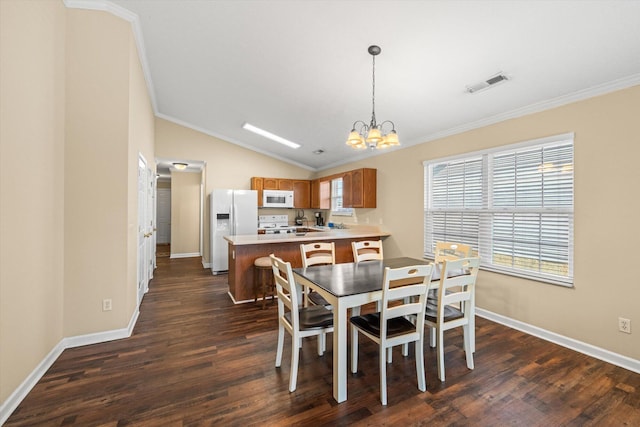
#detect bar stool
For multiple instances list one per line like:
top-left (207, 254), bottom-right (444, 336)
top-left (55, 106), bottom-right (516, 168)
top-left (254, 256), bottom-right (275, 309)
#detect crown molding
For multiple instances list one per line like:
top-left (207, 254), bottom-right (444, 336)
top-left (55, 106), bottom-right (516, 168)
top-left (63, 0), bottom-right (158, 113)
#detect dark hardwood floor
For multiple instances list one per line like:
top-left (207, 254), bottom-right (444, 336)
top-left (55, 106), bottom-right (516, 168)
top-left (6, 256), bottom-right (640, 426)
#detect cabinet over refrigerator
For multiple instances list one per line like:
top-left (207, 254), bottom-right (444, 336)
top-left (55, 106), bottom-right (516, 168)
top-left (210, 189), bottom-right (257, 274)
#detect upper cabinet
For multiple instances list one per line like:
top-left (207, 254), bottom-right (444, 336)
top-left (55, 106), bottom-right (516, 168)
top-left (311, 179), bottom-right (331, 210)
top-left (253, 168), bottom-right (375, 210)
top-left (342, 168), bottom-right (376, 208)
top-left (292, 180), bottom-right (310, 208)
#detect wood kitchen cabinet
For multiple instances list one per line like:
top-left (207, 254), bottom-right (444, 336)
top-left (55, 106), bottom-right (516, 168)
top-left (278, 179), bottom-right (293, 190)
top-left (263, 178), bottom-right (278, 190)
top-left (292, 180), bottom-right (310, 208)
top-left (342, 168), bottom-right (376, 208)
top-left (311, 179), bottom-right (331, 210)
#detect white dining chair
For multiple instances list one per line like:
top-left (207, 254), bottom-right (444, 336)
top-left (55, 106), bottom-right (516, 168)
top-left (352, 240), bottom-right (384, 263)
top-left (300, 242), bottom-right (335, 307)
top-left (349, 264), bottom-right (434, 405)
top-left (434, 241), bottom-right (472, 264)
top-left (430, 241), bottom-right (474, 349)
top-left (270, 254), bottom-right (334, 392)
top-left (424, 257), bottom-right (479, 382)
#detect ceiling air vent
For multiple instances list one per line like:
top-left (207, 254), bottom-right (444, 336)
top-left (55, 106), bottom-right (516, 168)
top-left (466, 72), bottom-right (510, 94)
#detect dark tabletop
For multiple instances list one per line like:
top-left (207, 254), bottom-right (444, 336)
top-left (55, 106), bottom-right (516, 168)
top-left (292, 257), bottom-right (439, 298)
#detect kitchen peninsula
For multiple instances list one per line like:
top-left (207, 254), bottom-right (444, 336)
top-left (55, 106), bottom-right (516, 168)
top-left (224, 226), bottom-right (390, 302)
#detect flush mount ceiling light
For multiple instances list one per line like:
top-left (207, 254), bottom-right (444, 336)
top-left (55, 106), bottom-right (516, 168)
top-left (346, 45), bottom-right (400, 150)
top-left (172, 162), bottom-right (188, 170)
top-left (242, 122), bottom-right (301, 149)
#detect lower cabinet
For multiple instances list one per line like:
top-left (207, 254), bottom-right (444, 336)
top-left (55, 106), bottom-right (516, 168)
top-left (227, 236), bottom-right (386, 302)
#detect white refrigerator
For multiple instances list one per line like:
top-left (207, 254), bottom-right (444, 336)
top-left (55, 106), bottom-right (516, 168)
top-left (210, 189), bottom-right (258, 274)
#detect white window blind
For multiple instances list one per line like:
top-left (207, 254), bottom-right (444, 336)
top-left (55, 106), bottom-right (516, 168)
top-left (424, 133), bottom-right (574, 286)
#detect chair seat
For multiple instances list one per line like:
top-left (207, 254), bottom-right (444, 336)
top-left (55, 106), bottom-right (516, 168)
top-left (308, 291), bottom-right (330, 306)
top-left (350, 312), bottom-right (416, 338)
top-left (425, 298), bottom-right (464, 322)
top-left (284, 305), bottom-right (333, 329)
top-left (254, 256), bottom-right (272, 268)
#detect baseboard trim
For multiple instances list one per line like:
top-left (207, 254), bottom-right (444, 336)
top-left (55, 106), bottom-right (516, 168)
top-left (0, 309), bottom-right (139, 425)
top-left (169, 252), bottom-right (200, 259)
top-left (476, 308), bottom-right (640, 374)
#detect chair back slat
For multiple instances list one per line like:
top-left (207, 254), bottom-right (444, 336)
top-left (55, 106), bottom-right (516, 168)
top-left (300, 242), bottom-right (335, 267)
top-left (352, 240), bottom-right (384, 263)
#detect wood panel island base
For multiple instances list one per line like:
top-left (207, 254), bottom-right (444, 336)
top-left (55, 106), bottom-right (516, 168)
top-left (224, 227), bottom-right (390, 303)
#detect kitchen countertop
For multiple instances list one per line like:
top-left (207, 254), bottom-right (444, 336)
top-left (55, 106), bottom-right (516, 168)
top-left (224, 225), bottom-right (390, 246)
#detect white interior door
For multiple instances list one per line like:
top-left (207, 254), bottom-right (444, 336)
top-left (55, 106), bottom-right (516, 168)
top-left (156, 188), bottom-right (171, 244)
top-left (146, 169), bottom-right (155, 286)
top-left (137, 157), bottom-right (148, 306)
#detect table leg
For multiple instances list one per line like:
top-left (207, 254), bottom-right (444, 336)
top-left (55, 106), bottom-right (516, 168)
top-left (333, 300), bottom-right (348, 403)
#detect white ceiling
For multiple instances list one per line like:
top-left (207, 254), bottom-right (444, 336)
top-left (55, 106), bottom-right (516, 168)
top-left (106, 0), bottom-right (640, 171)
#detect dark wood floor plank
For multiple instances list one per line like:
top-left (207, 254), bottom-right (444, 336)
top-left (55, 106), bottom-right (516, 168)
top-left (5, 255), bottom-right (640, 426)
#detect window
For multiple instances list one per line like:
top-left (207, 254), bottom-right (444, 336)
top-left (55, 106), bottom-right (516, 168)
top-left (331, 177), bottom-right (353, 216)
top-left (424, 133), bottom-right (574, 286)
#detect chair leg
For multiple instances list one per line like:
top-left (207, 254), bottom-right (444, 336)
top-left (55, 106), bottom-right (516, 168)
top-left (290, 334), bottom-right (300, 392)
top-left (415, 339), bottom-right (426, 392)
top-left (351, 306), bottom-right (362, 372)
top-left (463, 324), bottom-right (475, 370)
top-left (317, 333), bottom-right (325, 356)
top-left (275, 324), bottom-right (284, 367)
top-left (351, 326), bottom-right (358, 374)
top-left (402, 343), bottom-right (409, 357)
top-left (429, 326), bottom-right (436, 348)
top-left (261, 274), bottom-right (268, 309)
top-left (470, 308), bottom-right (476, 353)
top-left (387, 347), bottom-right (393, 364)
top-left (437, 327), bottom-right (445, 382)
top-left (380, 344), bottom-right (388, 405)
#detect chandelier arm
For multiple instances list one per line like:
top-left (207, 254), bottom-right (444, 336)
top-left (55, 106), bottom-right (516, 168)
top-left (351, 120), bottom-right (369, 134)
top-left (378, 120), bottom-right (396, 133)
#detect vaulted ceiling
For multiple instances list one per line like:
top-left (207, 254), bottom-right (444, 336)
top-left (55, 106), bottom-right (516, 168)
top-left (107, 0), bottom-right (640, 171)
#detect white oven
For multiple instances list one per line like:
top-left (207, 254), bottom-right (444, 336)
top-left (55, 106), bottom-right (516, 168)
top-left (263, 190), bottom-right (294, 208)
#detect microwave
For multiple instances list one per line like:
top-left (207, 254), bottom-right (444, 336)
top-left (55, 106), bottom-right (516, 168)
top-left (263, 190), bottom-right (294, 208)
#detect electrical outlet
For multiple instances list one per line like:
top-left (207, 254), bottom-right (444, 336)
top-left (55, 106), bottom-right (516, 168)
top-left (102, 299), bottom-right (112, 312)
top-left (618, 317), bottom-right (631, 334)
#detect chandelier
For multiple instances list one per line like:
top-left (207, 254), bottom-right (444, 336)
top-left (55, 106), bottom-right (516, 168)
top-left (346, 45), bottom-right (400, 150)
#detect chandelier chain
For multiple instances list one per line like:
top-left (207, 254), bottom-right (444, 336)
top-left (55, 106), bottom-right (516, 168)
top-left (371, 54), bottom-right (376, 126)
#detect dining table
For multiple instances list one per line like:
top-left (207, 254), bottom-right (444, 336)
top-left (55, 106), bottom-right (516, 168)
top-left (292, 256), bottom-right (442, 403)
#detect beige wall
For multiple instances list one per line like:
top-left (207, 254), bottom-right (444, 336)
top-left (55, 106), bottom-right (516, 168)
top-left (155, 118), bottom-right (314, 262)
top-left (0, 1), bottom-right (155, 407)
top-left (170, 171), bottom-right (202, 256)
top-left (64, 9), bottom-right (131, 335)
top-left (321, 85), bottom-right (640, 360)
top-left (0, 0), bottom-right (66, 403)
